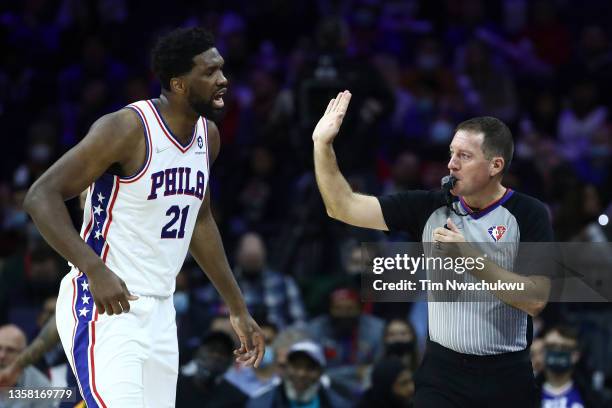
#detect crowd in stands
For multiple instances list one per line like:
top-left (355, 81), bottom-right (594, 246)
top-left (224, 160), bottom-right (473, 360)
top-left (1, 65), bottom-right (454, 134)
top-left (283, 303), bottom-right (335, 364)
top-left (1, 0), bottom-right (612, 406)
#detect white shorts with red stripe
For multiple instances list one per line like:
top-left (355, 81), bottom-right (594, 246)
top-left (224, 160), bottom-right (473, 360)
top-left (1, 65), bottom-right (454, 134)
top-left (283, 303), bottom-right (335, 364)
top-left (56, 268), bottom-right (179, 407)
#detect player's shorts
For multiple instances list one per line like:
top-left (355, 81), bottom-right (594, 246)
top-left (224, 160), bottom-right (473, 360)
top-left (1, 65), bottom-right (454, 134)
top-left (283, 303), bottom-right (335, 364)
top-left (55, 268), bottom-right (178, 408)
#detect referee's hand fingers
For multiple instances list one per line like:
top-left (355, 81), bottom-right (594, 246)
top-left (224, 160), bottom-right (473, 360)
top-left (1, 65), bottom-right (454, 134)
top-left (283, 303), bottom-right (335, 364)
top-left (446, 218), bottom-right (460, 232)
top-left (432, 228), bottom-right (447, 240)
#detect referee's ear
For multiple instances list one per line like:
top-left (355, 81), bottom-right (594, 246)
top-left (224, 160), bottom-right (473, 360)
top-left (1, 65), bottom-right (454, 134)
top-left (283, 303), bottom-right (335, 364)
top-left (489, 156), bottom-right (504, 178)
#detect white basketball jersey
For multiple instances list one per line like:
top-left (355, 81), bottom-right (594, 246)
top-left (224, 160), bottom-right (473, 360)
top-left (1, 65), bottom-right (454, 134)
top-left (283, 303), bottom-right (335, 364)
top-left (78, 99), bottom-right (210, 297)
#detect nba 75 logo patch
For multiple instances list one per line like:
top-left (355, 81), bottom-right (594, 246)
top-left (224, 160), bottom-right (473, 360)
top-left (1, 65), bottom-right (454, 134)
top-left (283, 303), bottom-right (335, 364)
top-left (488, 225), bottom-right (507, 241)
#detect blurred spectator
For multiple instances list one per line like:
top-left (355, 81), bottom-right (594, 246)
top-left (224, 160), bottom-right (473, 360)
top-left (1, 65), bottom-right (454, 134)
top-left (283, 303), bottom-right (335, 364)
top-left (225, 320), bottom-right (280, 398)
top-left (174, 267), bottom-right (202, 364)
top-left (572, 25), bottom-right (612, 107)
top-left (358, 357), bottom-right (414, 408)
top-left (193, 232), bottom-right (306, 329)
top-left (382, 318), bottom-right (419, 372)
top-left (176, 331), bottom-right (248, 408)
top-left (554, 183), bottom-right (604, 241)
top-left (294, 17), bottom-right (394, 174)
top-left (558, 79), bottom-right (608, 162)
top-left (402, 36), bottom-right (461, 142)
top-left (383, 152), bottom-right (424, 194)
top-left (456, 39), bottom-right (518, 122)
top-left (247, 340), bottom-right (351, 408)
top-left (371, 53), bottom-right (415, 149)
top-left (13, 120), bottom-right (58, 192)
top-left (268, 326), bottom-right (310, 372)
top-left (522, 0), bottom-right (571, 67)
top-left (0, 324), bottom-right (51, 408)
top-left (307, 287), bottom-right (384, 391)
top-left (33, 296), bottom-right (65, 376)
top-left (24, 243), bottom-right (64, 306)
top-left (228, 146), bottom-right (286, 237)
top-left (537, 325), bottom-right (604, 408)
top-left (519, 89), bottom-right (559, 139)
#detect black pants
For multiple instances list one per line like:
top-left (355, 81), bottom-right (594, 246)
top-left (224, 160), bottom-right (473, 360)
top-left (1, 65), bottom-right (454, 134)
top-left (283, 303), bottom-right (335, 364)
top-left (413, 340), bottom-right (538, 408)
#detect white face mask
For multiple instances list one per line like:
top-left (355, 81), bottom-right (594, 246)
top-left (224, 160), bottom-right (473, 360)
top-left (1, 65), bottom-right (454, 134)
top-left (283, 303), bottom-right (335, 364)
top-left (284, 379), bottom-right (321, 403)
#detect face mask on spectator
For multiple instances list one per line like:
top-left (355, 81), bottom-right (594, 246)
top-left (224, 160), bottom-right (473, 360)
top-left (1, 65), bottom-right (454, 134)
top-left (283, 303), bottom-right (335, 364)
top-left (545, 349), bottom-right (573, 373)
top-left (386, 340), bottom-right (415, 356)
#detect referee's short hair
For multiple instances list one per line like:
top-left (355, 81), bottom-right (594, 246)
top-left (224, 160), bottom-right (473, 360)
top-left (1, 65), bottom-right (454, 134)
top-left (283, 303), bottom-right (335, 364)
top-left (456, 116), bottom-right (514, 174)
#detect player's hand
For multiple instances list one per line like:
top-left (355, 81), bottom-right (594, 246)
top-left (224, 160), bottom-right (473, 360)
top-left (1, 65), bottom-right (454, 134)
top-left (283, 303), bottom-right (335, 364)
top-left (312, 90), bottom-right (352, 145)
top-left (0, 362), bottom-right (21, 387)
top-left (87, 265), bottom-right (138, 315)
top-left (229, 312), bottom-right (265, 368)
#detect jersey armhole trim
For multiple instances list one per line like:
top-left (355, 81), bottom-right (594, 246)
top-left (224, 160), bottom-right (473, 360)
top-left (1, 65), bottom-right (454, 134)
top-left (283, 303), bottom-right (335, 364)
top-left (119, 105), bottom-right (153, 183)
top-left (202, 117), bottom-right (209, 173)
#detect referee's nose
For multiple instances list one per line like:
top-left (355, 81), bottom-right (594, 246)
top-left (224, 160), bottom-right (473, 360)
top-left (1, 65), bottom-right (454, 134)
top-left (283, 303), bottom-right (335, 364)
top-left (447, 154), bottom-right (460, 171)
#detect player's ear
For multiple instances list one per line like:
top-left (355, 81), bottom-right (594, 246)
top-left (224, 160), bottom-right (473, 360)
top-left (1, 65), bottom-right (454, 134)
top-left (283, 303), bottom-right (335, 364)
top-left (170, 77), bottom-right (186, 95)
top-left (490, 157), bottom-right (504, 177)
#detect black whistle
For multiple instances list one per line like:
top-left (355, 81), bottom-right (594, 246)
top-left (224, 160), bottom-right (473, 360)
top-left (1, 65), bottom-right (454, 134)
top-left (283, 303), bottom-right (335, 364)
top-left (441, 175), bottom-right (457, 193)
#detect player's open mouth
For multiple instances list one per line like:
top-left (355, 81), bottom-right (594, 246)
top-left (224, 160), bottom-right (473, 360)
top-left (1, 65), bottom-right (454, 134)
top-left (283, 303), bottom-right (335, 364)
top-left (212, 89), bottom-right (226, 108)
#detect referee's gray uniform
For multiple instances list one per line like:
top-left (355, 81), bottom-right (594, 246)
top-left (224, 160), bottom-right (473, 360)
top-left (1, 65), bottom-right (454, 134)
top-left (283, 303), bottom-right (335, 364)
top-left (379, 188), bottom-right (553, 407)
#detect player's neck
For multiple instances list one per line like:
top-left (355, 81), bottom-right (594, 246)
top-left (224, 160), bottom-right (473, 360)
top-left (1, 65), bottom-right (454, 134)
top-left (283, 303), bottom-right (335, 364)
top-left (156, 95), bottom-right (199, 144)
top-left (461, 183), bottom-right (507, 210)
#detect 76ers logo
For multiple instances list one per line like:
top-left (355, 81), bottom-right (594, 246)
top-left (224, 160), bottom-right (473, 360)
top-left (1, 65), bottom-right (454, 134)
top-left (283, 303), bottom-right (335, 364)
top-left (488, 225), bottom-right (507, 241)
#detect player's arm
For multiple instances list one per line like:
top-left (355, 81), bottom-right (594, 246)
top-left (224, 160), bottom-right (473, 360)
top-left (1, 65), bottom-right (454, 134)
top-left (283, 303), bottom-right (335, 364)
top-left (313, 91), bottom-right (388, 231)
top-left (189, 120), bottom-right (264, 367)
top-left (24, 109), bottom-right (141, 315)
top-left (0, 315), bottom-right (60, 387)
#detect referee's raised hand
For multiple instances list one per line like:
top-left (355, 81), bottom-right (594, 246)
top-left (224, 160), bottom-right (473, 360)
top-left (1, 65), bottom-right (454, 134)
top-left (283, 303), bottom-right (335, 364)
top-left (312, 90), bottom-right (352, 145)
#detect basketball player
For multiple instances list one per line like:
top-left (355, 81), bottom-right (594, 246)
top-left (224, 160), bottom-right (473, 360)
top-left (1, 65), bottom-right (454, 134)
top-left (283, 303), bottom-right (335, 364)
top-left (23, 27), bottom-right (264, 407)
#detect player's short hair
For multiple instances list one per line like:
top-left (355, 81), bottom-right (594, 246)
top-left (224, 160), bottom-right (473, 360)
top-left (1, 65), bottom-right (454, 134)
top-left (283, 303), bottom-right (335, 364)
top-left (455, 116), bottom-right (514, 174)
top-left (151, 27), bottom-right (215, 91)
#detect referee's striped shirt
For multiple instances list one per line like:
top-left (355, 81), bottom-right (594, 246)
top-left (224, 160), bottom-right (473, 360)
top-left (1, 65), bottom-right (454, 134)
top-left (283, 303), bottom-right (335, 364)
top-left (378, 189), bottom-right (553, 355)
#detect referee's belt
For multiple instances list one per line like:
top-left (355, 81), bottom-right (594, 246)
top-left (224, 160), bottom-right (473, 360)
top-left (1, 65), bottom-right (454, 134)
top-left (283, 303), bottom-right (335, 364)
top-left (425, 339), bottom-right (530, 369)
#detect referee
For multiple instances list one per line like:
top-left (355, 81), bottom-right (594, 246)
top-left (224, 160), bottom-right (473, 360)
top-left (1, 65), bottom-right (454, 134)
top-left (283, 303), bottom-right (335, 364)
top-left (313, 91), bottom-right (552, 407)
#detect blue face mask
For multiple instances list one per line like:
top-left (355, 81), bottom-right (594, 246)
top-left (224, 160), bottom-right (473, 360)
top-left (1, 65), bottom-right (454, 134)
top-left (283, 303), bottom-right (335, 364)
top-left (173, 291), bottom-right (189, 315)
top-left (259, 345), bottom-right (275, 368)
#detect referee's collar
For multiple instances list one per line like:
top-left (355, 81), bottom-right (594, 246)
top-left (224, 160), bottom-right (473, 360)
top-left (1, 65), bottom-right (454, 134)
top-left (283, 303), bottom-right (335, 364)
top-left (459, 188), bottom-right (514, 220)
